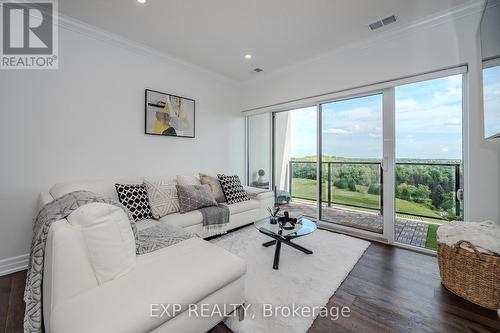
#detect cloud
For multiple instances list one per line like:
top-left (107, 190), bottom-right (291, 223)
top-left (445, 118), bottom-right (461, 126)
top-left (395, 98), bottom-right (418, 111)
top-left (322, 128), bottom-right (352, 134)
top-left (289, 75), bottom-right (465, 159)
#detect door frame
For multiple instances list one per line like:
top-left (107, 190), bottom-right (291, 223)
top-left (316, 90), bottom-right (394, 242)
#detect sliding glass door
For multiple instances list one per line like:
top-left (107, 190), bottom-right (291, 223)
top-left (394, 74), bottom-right (464, 250)
top-left (273, 107), bottom-right (317, 219)
top-left (319, 94), bottom-right (385, 234)
top-left (246, 67), bottom-right (466, 252)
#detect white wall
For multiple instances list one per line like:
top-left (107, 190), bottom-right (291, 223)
top-left (240, 3), bottom-right (500, 225)
top-left (0, 24), bottom-right (244, 264)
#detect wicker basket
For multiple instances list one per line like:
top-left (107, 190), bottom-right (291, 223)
top-left (437, 240), bottom-right (500, 310)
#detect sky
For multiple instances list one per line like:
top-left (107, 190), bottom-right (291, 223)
top-left (483, 65), bottom-right (500, 138)
top-left (290, 74), bottom-right (466, 160)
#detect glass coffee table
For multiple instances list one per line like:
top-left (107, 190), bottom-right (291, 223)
top-left (254, 217), bottom-right (317, 269)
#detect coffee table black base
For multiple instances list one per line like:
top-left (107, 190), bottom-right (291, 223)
top-left (261, 233), bottom-right (313, 270)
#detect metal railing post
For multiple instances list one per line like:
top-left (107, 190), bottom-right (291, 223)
top-left (289, 161), bottom-right (293, 198)
top-left (380, 164), bottom-right (384, 216)
top-left (455, 164), bottom-right (460, 217)
top-left (327, 162), bottom-right (332, 207)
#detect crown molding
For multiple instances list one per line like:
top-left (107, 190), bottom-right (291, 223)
top-left (242, 0), bottom-right (485, 84)
top-left (55, 12), bottom-right (238, 86)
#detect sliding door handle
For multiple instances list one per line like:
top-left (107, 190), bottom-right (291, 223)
top-left (381, 157), bottom-right (389, 172)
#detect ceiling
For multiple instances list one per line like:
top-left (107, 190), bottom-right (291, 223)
top-left (59, 0), bottom-right (473, 81)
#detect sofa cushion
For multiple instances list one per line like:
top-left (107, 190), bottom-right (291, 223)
top-left (159, 210), bottom-right (203, 228)
top-left (115, 184), bottom-right (153, 221)
top-left (176, 174), bottom-right (201, 186)
top-left (67, 203), bottom-right (136, 284)
top-left (217, 174), bottom-right (249, 205)
top-left (143, 177), bottom-right (180, 218)
top-left (50, 237), bottom-right (246, 333)
top-left (222, 199), bottom-right (260, 215)
top-left (199, 173), bottom-right (226, 203)
top-left (176, 184), bottom-right (217, 213)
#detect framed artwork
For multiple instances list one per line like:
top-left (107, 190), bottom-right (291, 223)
top-left (145, 89), bottom-right (195, 138)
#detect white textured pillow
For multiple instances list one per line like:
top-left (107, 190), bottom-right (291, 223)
top-left (67, 203), bottom-right (136, 284)
top-left (176, 174), bottom-right (201, 186)
top-left (143, 178), bottom-right (180, 218)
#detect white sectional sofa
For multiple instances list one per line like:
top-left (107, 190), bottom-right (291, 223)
top-left (39, 177), bottom-right (274, 333)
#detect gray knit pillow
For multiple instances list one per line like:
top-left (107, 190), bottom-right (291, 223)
top-left (176, 184), bottom-right (218, 213)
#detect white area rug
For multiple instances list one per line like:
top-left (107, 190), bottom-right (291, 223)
top-left (210, 226), bottom-right (370, 333)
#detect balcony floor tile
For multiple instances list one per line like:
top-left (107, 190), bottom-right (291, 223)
top-left (279, 201), bottom-right (433, 249)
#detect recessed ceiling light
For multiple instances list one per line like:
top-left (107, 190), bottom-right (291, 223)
top-left (245, 54), bottom-right (252, 59)
top-left (137, 0), bottom-right (146, 4)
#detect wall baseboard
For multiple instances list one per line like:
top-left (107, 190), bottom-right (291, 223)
top-left (0, 254), bottom-right (29, 276)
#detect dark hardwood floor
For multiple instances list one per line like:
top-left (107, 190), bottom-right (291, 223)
top-left (1, 270), bottom-right (25, 333)
top-left (2, 243), bottom-right (498, 333)
top-left (209, 243), bottom-right (499, 333)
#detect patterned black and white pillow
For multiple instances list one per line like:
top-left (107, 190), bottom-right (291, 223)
top-left (217, 174), bottom-right (249, 205)
top-left (115, 184), bottom-right (153, 221)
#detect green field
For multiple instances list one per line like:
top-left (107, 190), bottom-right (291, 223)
top-left (425, 224), bottom-right (439, 250)
top-left (291, 178), bottom-right (442, 219)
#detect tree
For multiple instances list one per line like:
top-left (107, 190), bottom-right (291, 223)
top-left (412, 184), bottom-right (431, 203)
top-left (431, 184), bottom-right (445, 208)
top-left (334, 178), bottom-right (348, 189)
top-left (440, 192), bottom-right (455, 211)
top-left (348, 178), bottom-right (357, 192)
top-left (367, 184), bottom-right (380, 195)
top-left (396, 183), bottom-right (411, 200)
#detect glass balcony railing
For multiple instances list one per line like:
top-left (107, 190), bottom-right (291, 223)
top-left (288, 160), bottom-right (463, 221)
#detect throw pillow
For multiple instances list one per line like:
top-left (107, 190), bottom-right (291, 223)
top-left (176, 184), bottom-right (217, 213)
top-left (67, 203), bottom-right (136, 284)
top-left (217, 174), bottom-right (250, 204)
top-left (199, 173), bottom-right (226, 203)
top-left (176, 174), bottom-right (201, 186)
top-left (143, 178), bottom-right (180, 219)
top-left (115, 183), bottom-right (153, 221)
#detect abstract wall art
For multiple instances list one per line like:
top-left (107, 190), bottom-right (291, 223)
top-left (145, 89), bottom-right (195, 138)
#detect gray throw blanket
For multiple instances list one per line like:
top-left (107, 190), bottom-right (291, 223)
top-left (24, 191), bottom-right (196, 333)
top-left (136, 224), bottom-right (196, 255)
top-left (199, 204), bottom-right (230, 237)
